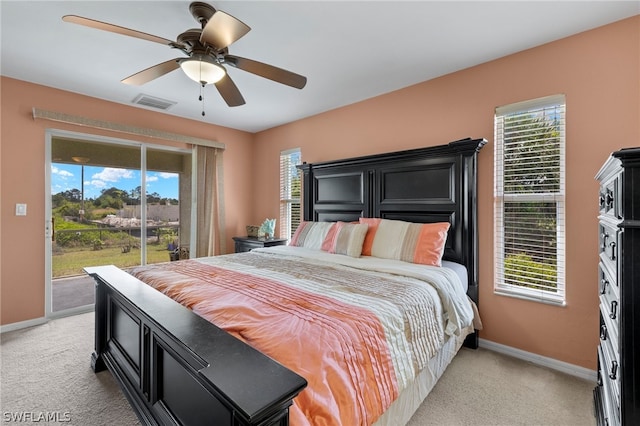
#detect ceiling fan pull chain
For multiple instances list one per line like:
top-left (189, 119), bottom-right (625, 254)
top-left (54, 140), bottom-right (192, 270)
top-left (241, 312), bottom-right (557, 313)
top-left (200, 83), bottom-right (205, 116)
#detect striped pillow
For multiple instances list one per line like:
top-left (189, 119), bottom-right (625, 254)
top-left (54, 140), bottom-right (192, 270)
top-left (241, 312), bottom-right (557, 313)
top-left (359, 218), bottom-right (382, 256)
top-left (359, 218), bottom-right (450, 266)
top-left (321, 222), bottom-right (369, 257)
top-left (289, 221), bottom-right (334, 250)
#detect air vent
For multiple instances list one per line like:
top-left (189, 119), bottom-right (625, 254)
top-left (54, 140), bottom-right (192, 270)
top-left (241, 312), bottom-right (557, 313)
top-left (132, 94), bottom-right (176, 111)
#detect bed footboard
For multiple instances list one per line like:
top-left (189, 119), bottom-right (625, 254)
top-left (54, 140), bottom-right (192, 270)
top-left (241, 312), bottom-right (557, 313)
top-left (85, 265), bottom-right (307, 426)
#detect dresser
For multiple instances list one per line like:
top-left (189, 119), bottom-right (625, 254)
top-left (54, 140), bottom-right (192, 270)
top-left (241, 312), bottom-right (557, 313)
top-left (233, 236), bottom-right (288, 253)
top-left (594, 147), bottom-right (640, 426)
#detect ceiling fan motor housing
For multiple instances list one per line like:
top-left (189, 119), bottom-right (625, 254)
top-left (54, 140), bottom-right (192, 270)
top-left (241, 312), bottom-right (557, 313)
top-left (190, 2), bottom-right (216, 26)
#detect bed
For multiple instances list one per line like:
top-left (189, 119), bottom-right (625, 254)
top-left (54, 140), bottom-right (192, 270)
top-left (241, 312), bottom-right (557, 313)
top-left (86, 137), bottom-right (486, 426)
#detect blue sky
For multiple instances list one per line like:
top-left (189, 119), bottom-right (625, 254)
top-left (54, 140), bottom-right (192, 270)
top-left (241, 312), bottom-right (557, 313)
top-left (51, 163), bottom-right (179, 199)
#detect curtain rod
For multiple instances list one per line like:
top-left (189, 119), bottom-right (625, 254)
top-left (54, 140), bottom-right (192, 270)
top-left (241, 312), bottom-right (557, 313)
top-left (32, 107), bottom-right (225, 150)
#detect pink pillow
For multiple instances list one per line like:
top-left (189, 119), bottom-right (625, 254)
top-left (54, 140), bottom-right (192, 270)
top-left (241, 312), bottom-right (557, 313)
top-left (410, 222), bottom-right (450, 266)
top-left (321, 223), bottom-right (340, 251)
top-left (358, 218), bottom-right (382, 256)
top-left (359, 218), bottom-right (450, 266)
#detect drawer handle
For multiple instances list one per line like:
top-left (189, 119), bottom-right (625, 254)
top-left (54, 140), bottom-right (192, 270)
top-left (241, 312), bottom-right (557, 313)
top-left (609, 242), bottom-right (616, 260)
top-left (600, 324), bottom-right (608, 341)
top-left (600, 278), bottom-right (609, 295)
top-left (609, 360), bottom-right (618, 380)
top-left (599, 194), bottom-right (605, 209)
top-left (601, 233), bottom-right (608, 251)
top-left (609, 300), bottom-right (618, 320)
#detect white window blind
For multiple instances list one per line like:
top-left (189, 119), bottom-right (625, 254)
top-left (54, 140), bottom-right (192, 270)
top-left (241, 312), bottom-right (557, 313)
top-left (494, 95), bottom-right (566, 305)
top-left (279, 148), bottom-right (301, 240)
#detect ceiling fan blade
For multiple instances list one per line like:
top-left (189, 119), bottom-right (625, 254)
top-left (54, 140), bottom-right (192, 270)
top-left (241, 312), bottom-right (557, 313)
top-left (224, 55), bottom-right (307, 89)
top-left (214, 74), bottom-right (245, 107)
top-left (121, 59), bottom-right (180, 85)
top-left (200, 11), bottom-right (250, 50)
top-left (62, 15), bottom-right (177, 47)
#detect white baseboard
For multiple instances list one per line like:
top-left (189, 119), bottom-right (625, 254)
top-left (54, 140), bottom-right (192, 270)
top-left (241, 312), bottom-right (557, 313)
top-left (0, 317), bottom-right (47, 334)
top-left (0, 305), bottom-right (95, 334)
top-left (479, 338), bottom-right (597, 382)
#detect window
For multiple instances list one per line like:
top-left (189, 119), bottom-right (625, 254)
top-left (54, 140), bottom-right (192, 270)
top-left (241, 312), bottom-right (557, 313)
top-left (279, 148), bottom-right (301, 239)
top-left (494, 95), bottom-right (566, 305)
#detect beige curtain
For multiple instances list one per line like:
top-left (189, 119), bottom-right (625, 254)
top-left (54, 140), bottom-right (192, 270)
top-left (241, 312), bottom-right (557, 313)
top-left (195, 145), bottom-right (226, 257)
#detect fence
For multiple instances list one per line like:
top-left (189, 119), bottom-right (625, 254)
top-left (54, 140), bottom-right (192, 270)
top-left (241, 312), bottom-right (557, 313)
top-left (54, 225), bottom-right (180, 250)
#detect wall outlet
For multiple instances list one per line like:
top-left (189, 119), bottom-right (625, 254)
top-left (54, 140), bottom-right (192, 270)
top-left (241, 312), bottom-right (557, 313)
top-left (15, 203), bottom-right (27, 216)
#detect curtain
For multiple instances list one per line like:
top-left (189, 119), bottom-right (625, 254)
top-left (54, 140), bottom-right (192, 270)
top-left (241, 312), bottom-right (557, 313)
top-left (195, 145), bottom-right (226, 257)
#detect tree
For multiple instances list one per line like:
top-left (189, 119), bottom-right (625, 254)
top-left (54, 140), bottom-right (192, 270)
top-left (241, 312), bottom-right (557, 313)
top-left (502, 111), bottom-right (561, 273)
top-left (52, 189), bottom-right (82, 208)
top-left (94, 187), bottom-right (129, 209)
top-left (147, 191), bottom-right (162, 204)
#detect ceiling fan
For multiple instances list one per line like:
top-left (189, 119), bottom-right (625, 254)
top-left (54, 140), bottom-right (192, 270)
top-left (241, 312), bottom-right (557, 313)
top-left (62, 2), bottom-right (307, 108)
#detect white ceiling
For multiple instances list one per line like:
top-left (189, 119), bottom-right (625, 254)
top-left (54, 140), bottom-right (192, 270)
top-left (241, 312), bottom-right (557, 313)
top-left (1, 1), bottom-right (638, 133)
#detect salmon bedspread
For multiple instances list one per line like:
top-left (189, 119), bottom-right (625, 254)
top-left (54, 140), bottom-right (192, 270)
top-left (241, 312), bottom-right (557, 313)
top-left (128, 246), bottom-right (474, 426)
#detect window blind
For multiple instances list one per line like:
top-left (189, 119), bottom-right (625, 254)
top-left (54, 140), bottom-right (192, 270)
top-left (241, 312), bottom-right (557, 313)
top-left (279, 149), bottom-right (301, 239)
top-left (494, 95), bottom-right (566, 305)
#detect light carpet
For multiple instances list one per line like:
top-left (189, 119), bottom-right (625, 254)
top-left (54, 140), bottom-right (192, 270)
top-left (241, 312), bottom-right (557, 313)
top-left (0, 313), bottom-right (596, 425)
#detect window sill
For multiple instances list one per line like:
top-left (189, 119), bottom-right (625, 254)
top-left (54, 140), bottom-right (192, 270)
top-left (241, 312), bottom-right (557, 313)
top-left (494, 288), bottom-right (566, 307)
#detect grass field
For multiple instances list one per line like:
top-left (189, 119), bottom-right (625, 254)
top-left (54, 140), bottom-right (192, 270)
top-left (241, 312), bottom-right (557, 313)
top-left (52, 244), bottom-right (173, 277)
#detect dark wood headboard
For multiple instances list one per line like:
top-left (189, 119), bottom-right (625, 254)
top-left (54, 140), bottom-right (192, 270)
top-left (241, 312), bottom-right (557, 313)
top-left (299, 137), bottom-right (486, 346)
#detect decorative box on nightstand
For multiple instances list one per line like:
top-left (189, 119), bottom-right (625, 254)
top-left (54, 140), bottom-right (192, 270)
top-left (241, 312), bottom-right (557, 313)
top-left (233, 236), bottom-right (288, 253)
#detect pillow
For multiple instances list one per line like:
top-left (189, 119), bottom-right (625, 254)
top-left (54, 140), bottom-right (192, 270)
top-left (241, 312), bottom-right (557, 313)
top-left (289, 221), bottom-right (334, 250)
top-left (360, 218), bottom-right (450, 266)
top-left (321, 222), bottom-right (369, 257)
top-left (359, 218), bottom-right (382, 256)
top-left (320, 222), bottom-right (340, 252)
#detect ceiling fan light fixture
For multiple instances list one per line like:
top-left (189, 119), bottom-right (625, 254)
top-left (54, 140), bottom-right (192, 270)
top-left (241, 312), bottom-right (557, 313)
top-left (179, 56), bottom-right (225, 85)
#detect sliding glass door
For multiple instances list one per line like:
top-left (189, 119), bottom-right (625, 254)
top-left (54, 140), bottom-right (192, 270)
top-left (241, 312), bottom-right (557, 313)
top-left (47, 132), bottom-right (193, 316)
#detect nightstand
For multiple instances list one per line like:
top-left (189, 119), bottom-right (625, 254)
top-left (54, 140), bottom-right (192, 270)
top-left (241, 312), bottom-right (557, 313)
top-left (232, 236), bottom-right (288, 253)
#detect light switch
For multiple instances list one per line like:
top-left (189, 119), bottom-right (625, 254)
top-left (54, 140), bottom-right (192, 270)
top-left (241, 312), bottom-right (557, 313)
top-left (15, 203), bottom-right (27, 216)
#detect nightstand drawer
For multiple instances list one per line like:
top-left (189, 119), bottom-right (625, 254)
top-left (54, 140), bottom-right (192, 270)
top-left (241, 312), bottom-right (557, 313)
top-left (233, 236), bottom-right (288, 253)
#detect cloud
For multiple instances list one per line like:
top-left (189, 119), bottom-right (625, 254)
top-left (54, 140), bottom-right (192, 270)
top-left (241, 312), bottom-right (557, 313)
top-left (51, 166), bottom-right (73, 177)
top-left (90, 180), bottom-right (107, 189)
top-left (146, 176), bottom-right (159, 182)
top-left (91, 168), bottom-right (134, 182)
top-left (158, 172), bottom-right (178, 179)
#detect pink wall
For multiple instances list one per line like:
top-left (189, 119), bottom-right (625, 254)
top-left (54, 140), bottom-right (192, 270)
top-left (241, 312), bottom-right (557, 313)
top-left (0, 78), bottom-right (254, 325)
top-left (252, 16), bottom-right (640, 369)
top-left (1, 16), bottom-right (637, 370)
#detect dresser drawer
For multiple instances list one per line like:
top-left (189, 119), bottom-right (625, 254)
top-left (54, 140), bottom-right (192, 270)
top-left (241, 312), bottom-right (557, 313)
top-left (598, 221), bottom-right (620, 283)
top-left (599, 174), bottom-right (621, 219)
top-left (600, 302), bottom-right (619, 358)
top-left (599, 259), bottom-right (620, 303)
top-left (598, 345), bottom-right (621, 426)
top-left (600, 332), bottom-right (621, 408)
top-left (599, 311), bottom-right (618, 356)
